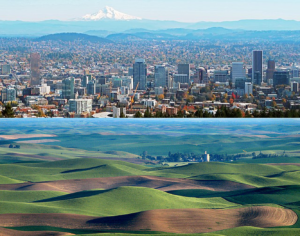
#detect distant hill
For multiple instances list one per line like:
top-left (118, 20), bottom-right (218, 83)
top-left (2, 19), bottom-right (300, 36)
top-left (35, 33), bottom-right (112, 44)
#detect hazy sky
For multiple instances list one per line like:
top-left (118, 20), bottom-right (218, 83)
top-left (1, 0), bottom-right (299, 22)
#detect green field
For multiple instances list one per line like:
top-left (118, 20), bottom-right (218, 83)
top-left (1, 119), bottom-right (300, 235)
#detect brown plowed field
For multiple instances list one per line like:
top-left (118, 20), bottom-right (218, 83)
top-left (0, 227), bottom-right (73, 236)
top-left (0, 207), bottom-right (296, 234)
top-left (0, 176), bottom-right (254, 193)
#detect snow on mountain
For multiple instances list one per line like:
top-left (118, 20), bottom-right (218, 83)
top-left (81, 6), bottom-right (142, 21)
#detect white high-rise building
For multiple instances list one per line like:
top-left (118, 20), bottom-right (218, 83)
top-left (69, 99), bottom-right (92, 114)
top-left (232, 62), bottom-right (246, 84)
top-left (113, 106), bottom-right (126, 118)
top-left (245, 82), bottom-right (253, 95)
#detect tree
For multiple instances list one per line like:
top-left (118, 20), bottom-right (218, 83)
top-left (144, 107), bottom-right (152, 118)
top-left (157, 94), bottom-right (164, 100)
top-left (120, 111), bottom-right (126, 118)
top-left (2, 103), bottom-right (15, 118)
top-left (134, 111), bottom-right (142, 118)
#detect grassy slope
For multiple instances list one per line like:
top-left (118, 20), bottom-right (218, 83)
top-left (0, 187), bottom-right (239, 216)
top-left (2, 160), bottom-right (300, 187)
top-left (0, 158), bottom-right (150, 182)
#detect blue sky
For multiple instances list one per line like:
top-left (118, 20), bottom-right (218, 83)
top-left (1, 0), bottom-right (299, 22)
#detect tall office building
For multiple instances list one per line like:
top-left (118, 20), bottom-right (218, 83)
top-left (245, 82), bottom-right (253, 95)
top-left (231, 62), bottom-right (246, 84)
top-left (1, 87), bottom-right (16, 102)
top-left (196, 67), bottom-right (208, 84)
top-left (155, 65), bottom-right (169, 88)
top-left (214, 70), bottom-right (229, 83)
top-left (291, 82), bottom-right (299, 93)
top-left (292, 68), bottom-right (300, 78)
top-left (133, 59), bottom-right (147, 90)
top-left (178, 64), bottom-right (190, 82)
top-left (252, 50), bottom-right (263, 85)
top-left (232, 62), bottom-right (246, 81)
top-left (266, 60), bottom-right (275, 82)
top-left (62, 78), bottom-right (75, 100)
top-left (82, 75), bottom-right (91, 87)
top-left (273, 71), bottom-right (290, 87)
top-left (30, 53), bottom-right (41, 86)
top-left (174, 74), bottom-right (189, 84)
top-left (87, 80), bottom-right (96, 95)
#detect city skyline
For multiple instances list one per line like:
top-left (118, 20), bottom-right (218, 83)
top-left (1, 0), bottom-right (300, 22)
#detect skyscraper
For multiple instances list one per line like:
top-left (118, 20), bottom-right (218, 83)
top-left (133, 59), bottom-right (147, 90)
top-left (273, 71), bottom-right (290, 88)
top-left (196, 67), bottom-right (208, 84)
top-left (231, 62), bottom-right (246, 84)
top-left (87, 80), bottom-right (96, 95)
top-left (178, 64), bottom-right (190, 82)
top-left (252, 50), bottom-right (263, 85)
top-left (266, 59), bottom-right (275, 82)
top-left (155, 65), bottom-right (169, 88)
top-left (62, 77), bottom-right (75, 100)
top-left (30, 53), bottom-right (41, 86)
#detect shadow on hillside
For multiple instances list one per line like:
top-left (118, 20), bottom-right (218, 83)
top-left (61, 165), bottom-right (106, 174)
top-left (35, 189), bottom-right (110, 203)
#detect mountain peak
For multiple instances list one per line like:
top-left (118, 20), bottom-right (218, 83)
top-left (81, 6), bottom-right (142, 21)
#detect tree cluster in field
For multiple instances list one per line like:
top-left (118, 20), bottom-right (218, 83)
top-left (252, 151), bottom-right (287, 159)
top-left (8, 144), bottom-right (20, 149)
top-left (133, 106), bottom-right (300, 118)
top-left (140, 151), bottom-right (252, 163)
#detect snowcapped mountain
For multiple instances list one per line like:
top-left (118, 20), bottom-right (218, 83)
top-left (81, 6), bottom-right (142, 21)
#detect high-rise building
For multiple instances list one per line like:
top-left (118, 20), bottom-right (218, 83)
top-left (266, 60), bottom-right (275, 82)
top-left (133, 59), bottom-right (147, 90)
top-left (173, 74), bottom-right (189, 84)
top-left (196, 67), bottom-right (208, 84)
top-left (82, 75), bottom-right (91, 87)
top-left (252, 50), bottom-right (263, 85)
top-left (231, 62), bottom-right (246, 83)
top-left (1, 87), bottom-right (16, 102)
top-left (30, 53), bottom-right (41, 86)
top-left (292, 69), bottom-right (300, 78)
top-left (214, 70), bottom-right (229, 83)
top-left (245, 82), bottom-right (253, 95)
top-left (178, 64), bottom-right (190, 82)
top-left (291, 82), bottom-right (299, 93)
top-left (62, 78), bottom-right (75, 100)
top-left (235, 78), bottom-right (246, 90)
top-left (87, 80), bottom-right (96, 95)
top-left (69, 99), bottom-right (92, 114)
top-left (155, 65), bottom-right (169, 88)
top-left (273, 71), bottom-right (290, 87)
top-left (1, 65), bottom-right (11, 75)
